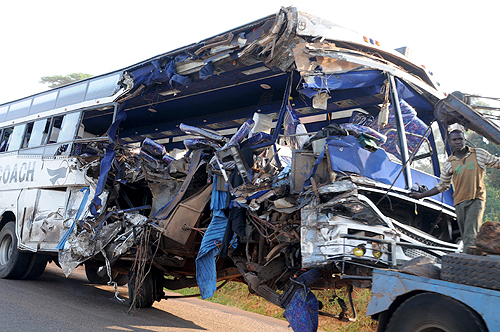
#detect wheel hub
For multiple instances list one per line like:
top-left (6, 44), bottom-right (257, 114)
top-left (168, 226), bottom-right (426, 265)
top-left (0, 234), bottom-right (13, 266)
top-left (416, 322), bottom-right (453, 332)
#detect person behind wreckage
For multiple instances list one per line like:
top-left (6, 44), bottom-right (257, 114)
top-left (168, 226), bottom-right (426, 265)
top-left (409, 127), bottom-right (500, 252)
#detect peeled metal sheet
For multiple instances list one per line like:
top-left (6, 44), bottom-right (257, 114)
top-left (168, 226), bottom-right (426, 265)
top-left (159, 184), bottom-right (212, 245)
top-left (435, 94), bottom-right (500, 144)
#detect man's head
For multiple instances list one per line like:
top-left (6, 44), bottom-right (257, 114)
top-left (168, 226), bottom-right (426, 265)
top-left (449, 130), bottom-right (466, 152)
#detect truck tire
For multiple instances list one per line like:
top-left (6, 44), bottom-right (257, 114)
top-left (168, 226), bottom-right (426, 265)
top-left (127, 267), bottom-right (164, 308)
top-left (0, 222), bottom-right (32, 279)
top-left (441, 253), bottom-right (500, 290)
top-left (85, 261), bottom-right (128, 286)
top-left (22, 254), bottom-right (48, 280)
top-left (385, 293), bottom-right (486, 332)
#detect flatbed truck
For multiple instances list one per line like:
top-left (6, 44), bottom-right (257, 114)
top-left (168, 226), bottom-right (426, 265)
top-left (368, 253), bottom-right (500, 332)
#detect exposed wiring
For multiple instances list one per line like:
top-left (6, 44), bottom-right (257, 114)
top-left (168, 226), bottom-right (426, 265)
top-left (127, 224), bottom-right (161, 312)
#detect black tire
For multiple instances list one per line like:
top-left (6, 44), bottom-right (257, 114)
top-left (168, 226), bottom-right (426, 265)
top-left (114, 273), bottom-right (128, 286)
top-left (22, 254), bottom-right (48, 280)
top-left (85, 261), bottom-right (127, 286)
top-left (441, 253), bottom-right (500, 290)
top-left (85, 261), bottom-right (108, 284)
top-left (385, 293), bottom-right (486, 332)
top-left (0, 222), bottom-right (32, 279)
top-left (127, 267), bottom-right (164, 308)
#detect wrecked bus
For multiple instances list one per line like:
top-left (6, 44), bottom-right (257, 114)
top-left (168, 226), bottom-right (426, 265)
top-left (1, 6), bottom-right (499, 330)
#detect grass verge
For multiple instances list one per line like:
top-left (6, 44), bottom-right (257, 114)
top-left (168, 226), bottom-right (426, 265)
top-left (167, 281), bottom-right (378, 332)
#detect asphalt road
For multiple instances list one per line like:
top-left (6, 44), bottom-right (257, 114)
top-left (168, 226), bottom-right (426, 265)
top-left (0, 263), bottom-right (292, 332)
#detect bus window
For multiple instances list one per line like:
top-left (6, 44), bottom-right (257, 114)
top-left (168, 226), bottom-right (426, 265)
top-left (6, 99), bottom-right (31, 121)
top-left (55, 82), bottom-right (87, 108)
top-left (0, 105), bottom-right (8, 123)
top-left (85, 74), bottom-right (121, 101)
top-left (22, 122), bottom-right (34, 149)
top-left (30, 91), bottom-right (58, 115)
top-left (28, 119), bottom-right (51, 148)
top-left (0, 128), bottom-right (10, 152)
top-left (411, 140), bottom-right (433, 174)
top-left (7, 124), bottom-right (27, 152)
top-left (80, 106), bottom-right (114, 137)
top-left (57, 112), bottom-right (81, 143)
top-left (48, 116), bottom-right (63, 143)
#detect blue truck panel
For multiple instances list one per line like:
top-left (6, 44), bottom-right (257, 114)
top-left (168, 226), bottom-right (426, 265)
top-left (367, 269), bottom-right (500, 331)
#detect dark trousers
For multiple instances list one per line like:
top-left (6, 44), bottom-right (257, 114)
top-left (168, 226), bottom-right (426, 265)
top-left (455, 199), bottom-right (485, 252)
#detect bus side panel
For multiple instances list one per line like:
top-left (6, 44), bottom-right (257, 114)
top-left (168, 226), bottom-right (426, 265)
top-left (0, 189), bottom-right (19, 228)
top-left (19, 188), bottom-right (67, 250)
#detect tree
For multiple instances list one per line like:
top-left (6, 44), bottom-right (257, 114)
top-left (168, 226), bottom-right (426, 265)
top-left (40, 73), bottom-right (93, 89)
top-left (467, 96), bottom-right (500, 221)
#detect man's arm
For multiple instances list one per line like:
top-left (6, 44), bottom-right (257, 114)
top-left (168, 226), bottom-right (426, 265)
top-left (409, 158), bottom-right (452, 200)
top-left (478, 148), bottom-right (500, 169)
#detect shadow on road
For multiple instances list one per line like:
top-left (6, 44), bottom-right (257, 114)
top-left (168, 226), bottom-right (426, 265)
top-left (1, 263), bottom-right (207, 331)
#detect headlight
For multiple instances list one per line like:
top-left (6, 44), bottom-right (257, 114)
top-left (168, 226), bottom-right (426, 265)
top-left (353, 246), bottom-right (366, 257)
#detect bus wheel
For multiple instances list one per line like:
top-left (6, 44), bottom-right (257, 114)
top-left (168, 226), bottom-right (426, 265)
top-left (22, 254), bottom-right (48, 280)
top-left (85, 261), bottom-right (127, 286)
top-left (114, 273), bottom-right (128, 286)
top-left (127, 267), bottom-right (164, 308)
top-left (0, 222), bottom-right (31, 279)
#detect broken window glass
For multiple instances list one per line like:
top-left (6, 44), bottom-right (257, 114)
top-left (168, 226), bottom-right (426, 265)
top-left (80, 106), bottom-right (114, 137)
top-left (84, 74), bottom-right (121, 101)
top-left (411, 143), bottom-right (433, 174)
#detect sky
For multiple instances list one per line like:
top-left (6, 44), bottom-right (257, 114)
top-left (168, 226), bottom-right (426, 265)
top-left (1, 0), bottom-right (498, 107)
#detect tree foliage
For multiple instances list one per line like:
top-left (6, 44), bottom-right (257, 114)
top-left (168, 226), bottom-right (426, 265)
top-left (466, 97), bottom-right (500, 221)
top-left (39, 73), bottom-right (93, 89)
top-left (467, 131), bottom-right (500, 221)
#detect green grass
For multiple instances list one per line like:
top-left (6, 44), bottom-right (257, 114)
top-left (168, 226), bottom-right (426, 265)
top-left (167, 281), bottom-right (378, 332)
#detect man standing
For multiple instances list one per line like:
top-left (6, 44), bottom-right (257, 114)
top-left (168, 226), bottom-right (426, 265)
top-left (410, 129), bottom-right (500, 252)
